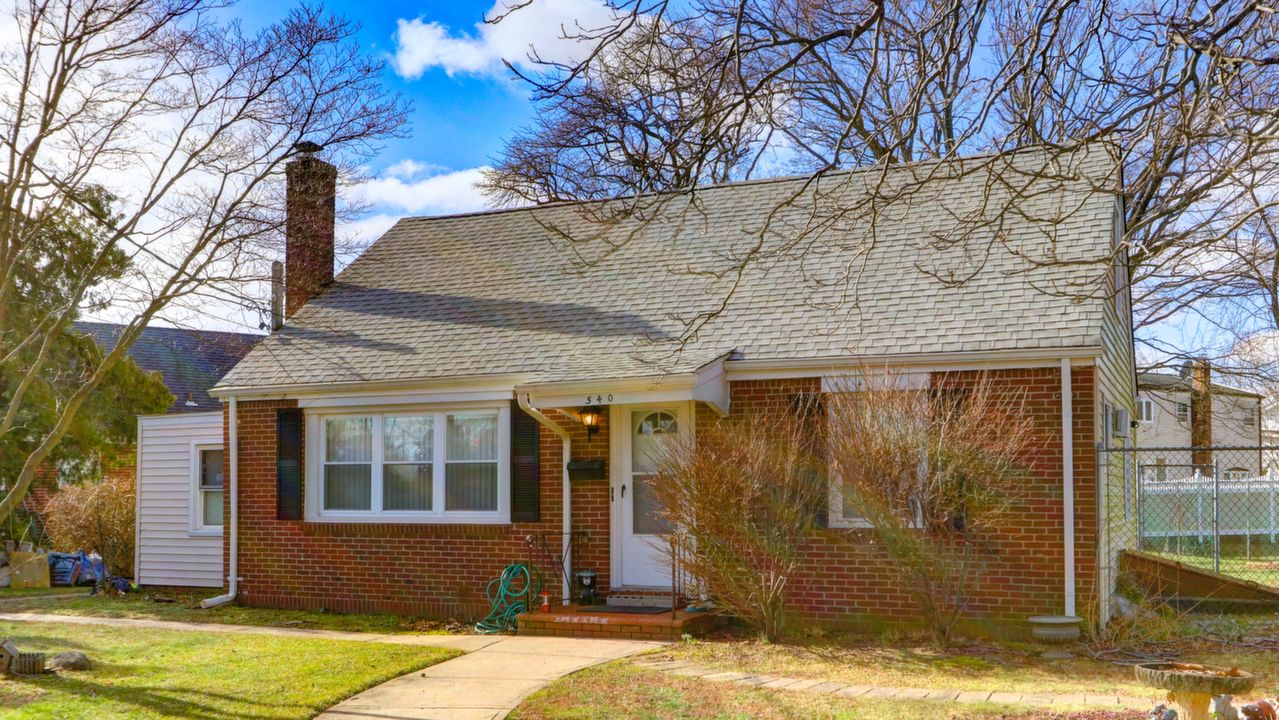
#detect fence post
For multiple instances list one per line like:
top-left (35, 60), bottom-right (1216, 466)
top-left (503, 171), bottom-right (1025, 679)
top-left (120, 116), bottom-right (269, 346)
top-left (1195, 469), bottom-right (1204, 544)
top-left (1263, 470), bottom-right (1273, 544)
top-left (1212, 462), bottom-right (1221, 575)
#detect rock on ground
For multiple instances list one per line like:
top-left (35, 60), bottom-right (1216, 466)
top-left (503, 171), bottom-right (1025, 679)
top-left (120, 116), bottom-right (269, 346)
top-left (48, 651), bottom-right (91, 671)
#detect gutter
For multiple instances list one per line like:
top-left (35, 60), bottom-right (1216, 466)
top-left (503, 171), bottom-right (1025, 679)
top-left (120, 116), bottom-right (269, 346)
top-left (516, 392), bottom-right (573, 605)
top-left (1061, 359), bottom-right (1076, 617)
top-left (202, 395), bottom-right (239, 609)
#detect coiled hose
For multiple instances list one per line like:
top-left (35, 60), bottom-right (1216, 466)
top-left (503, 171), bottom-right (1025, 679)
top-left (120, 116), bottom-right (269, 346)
top-left (474, 562), bottom-right (543, 634)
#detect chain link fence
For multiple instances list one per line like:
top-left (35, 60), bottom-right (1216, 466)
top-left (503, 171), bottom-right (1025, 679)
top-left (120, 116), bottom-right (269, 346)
top-left (1106, 445), bottom-right (1279, 591)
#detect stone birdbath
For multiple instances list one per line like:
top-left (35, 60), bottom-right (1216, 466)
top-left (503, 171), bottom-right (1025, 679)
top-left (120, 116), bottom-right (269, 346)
top-left (1136, 662), bottom-right (1255, 720)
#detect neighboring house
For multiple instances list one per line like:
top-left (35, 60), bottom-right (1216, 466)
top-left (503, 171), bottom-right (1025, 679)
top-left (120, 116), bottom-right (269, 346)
top-left (73, 322), bottom-right (260, 587)
top-left (210, 144), bottom-right (1136, 629)
top-left (1135, 366), bottom-right (1265, 480)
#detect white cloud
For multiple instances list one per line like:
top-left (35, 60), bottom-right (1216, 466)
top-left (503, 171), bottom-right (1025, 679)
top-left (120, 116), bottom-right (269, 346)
top-left (353, 165), bottom-right (492, 216)
top-left (392, 0), bottom-right (615, 79)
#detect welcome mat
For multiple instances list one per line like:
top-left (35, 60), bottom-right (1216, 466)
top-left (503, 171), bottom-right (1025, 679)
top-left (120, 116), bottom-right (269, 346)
top-left (577, 605), bottom-right (672, 615)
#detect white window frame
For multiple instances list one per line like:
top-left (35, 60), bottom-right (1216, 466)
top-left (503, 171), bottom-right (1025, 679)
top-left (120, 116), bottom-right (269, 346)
top-left (1137, 398), bottom-right (1154, 424)
top-left (825, 395), bottom-right (926, 530)
top-left (305, 403), bottom-right (511, 524)
top-left (190, 443), bottom-right (225, 536)
top-left (1175, 401), bottom-right (1190, 423)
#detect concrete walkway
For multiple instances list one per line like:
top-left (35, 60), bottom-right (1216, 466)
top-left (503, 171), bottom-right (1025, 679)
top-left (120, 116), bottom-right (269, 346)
top-left (631, 657), bottom-right (1161, 711)
top-left (0, 612), bottom-right (664, 720)
top-left (318, 636), bottom-right (661, 720)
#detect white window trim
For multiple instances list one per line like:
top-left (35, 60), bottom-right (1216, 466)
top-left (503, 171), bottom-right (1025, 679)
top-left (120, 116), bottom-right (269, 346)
top-left (190, 442), bottom-right (224, 536)
top-left (824, 395), bottom-right (926, 530)
top-left (304, 403), bottom-right (511, 524)
top-left (1137, 398), bottom-right (1154, 424)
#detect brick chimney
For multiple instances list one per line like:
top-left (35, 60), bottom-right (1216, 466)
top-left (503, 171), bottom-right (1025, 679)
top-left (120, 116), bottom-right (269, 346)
top-left (1189, 358), bottom-right (1213, 469)
top-left (285, 141), bottom-right (337, 318)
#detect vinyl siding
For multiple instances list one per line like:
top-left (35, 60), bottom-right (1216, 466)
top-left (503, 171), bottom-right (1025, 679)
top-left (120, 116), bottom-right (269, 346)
top-left (1093, 198), bottom-right (1138, 621)
top-left (1135, 390), bottom-right (1264, 474)
top-left (137, 412), bottom-right (224, 587)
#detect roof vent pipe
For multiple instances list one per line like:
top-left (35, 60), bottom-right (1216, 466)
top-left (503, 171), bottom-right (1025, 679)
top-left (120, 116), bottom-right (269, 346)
top-left (270, 261), bottom-right (284, 332)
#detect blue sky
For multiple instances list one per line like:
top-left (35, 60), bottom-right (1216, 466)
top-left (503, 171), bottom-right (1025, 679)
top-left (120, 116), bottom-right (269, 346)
top-left (229, 0), bottom-right (614, 246)
top-left (244, 0), bottom-right (540, 174)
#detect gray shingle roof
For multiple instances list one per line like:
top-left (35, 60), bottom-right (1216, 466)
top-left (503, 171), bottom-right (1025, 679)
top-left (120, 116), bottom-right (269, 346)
top-left (219, 147), bottom-right (1120, 391)
top-left (1137, 372), bottom-right (1261, 399)
top-left (76, 322), bottom-right (262, 412)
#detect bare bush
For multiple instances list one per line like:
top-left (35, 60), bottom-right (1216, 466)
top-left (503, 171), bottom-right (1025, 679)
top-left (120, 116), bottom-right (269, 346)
top-left (653, 409), bottom-right (824, 642)
top-left (42, 472), bottom-right (135, 578)
top-left (825, 371), bottom-right (1035, 646)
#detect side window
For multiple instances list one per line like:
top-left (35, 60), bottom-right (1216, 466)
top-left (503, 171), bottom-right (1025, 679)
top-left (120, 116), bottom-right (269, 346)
top-left (194, 446), bottom-right (224, 532)
top-left (1137, 398), bottom-right (1154, 424)
top-left (1175, 402), bottom-right (1190, 424)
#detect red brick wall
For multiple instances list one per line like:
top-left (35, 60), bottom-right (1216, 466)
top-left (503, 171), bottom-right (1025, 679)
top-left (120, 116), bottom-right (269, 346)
top-left (723, 369), bottom-right (1098, 625)
top-left (224, 402), bottom-right (614, 618)
top-left (227, 366), bottom-right (1098, 624)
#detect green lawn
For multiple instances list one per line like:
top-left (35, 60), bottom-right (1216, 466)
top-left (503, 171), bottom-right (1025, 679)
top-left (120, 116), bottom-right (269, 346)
top-left (0, 590), bottom-right (458, 634)
top-left (0, 586), bottom-right (88, 599)
top-left (509, 663), bottom-right (1140, 720)
top-left (0, 621), bottom-right (458, 719)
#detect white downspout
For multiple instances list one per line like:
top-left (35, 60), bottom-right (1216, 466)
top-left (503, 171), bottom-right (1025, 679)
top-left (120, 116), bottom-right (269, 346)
top-left (1061, 358), bottom-right (1076, 617)
top-left (202, 395), bottom-right (239, 609)
top-left (517, 393), bottom-right (572, 605)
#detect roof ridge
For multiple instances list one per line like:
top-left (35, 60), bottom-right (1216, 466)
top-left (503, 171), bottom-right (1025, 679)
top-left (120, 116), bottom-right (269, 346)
top-left (396, 142), bottom-right (1112, 225)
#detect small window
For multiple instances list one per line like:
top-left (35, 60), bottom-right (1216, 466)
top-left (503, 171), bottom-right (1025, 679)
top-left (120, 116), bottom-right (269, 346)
top-left (1137, 398), bottom-right (1154, 424)
top-left (194, 446), bottom-right (224, 532)
top-left (1223, 467), bottom-right (1250, 481)
top-left (1175, 402), bottom-right (1189, 423)
top-left (1244, 412), bottom-right (1257, 429)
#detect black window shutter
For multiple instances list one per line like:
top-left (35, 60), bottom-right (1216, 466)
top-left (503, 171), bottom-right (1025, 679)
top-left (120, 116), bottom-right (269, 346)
top-left (790, 392), bottom-right (828, 529)
top-left (276, 408), bottom-right (303, 521)
top-left (510, 401), bottom-right (541, 522)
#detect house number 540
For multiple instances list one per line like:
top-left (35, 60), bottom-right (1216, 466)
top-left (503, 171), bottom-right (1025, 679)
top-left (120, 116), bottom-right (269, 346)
top-left (585, 394), bottom-right (614, 404)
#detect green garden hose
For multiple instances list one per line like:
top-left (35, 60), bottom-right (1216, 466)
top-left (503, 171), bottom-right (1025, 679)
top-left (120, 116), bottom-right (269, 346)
top-left (475, 562), bottom-right (543, 634)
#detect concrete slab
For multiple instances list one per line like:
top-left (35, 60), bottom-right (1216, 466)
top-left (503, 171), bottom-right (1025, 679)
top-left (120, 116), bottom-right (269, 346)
top-left (955, 690), bottom-right (994, 703)
top-left (987, 692), bottom-right (1025, 705)
top-left (318, 708), bottom-right (502, 720)
top-left (834, 685), bottom-right (875, 698)
top-left (425, 652), bottom-right (600, 681)
top-left (485, 636), bottom-right (664, 659)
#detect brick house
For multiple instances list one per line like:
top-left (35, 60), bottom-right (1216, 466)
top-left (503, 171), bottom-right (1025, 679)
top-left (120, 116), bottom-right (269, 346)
top-left (206, 145), bottom-right (1137, 632)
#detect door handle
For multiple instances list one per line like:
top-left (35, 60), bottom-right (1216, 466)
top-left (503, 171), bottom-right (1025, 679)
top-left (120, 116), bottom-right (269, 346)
top-left (621, 484), bottom-right (626, 499)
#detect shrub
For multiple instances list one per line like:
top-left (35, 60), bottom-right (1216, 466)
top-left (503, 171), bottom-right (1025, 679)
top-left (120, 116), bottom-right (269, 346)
top-left (42, 471), bottom-right (135, 577)
top-left (653, 410), bottom-right (824, 642)
top-left (824, 371), bottom-right (1034, 647)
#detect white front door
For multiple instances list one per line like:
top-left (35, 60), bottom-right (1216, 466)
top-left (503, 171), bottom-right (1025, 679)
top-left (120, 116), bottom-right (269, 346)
top-left (611, 404), bottom-right (688, 588)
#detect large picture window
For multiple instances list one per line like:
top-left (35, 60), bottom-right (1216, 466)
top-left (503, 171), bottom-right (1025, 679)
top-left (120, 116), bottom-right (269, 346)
top-left (312, 407), bottom-right (508, 522)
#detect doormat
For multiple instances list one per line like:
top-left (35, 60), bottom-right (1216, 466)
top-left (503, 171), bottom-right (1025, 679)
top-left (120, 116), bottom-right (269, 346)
top-left (578, 605), bottom-right (672, 615)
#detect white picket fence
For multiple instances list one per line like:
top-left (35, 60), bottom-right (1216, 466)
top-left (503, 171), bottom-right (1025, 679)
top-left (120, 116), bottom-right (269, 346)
top-left (1140, 470), bottom-right (1279, 541)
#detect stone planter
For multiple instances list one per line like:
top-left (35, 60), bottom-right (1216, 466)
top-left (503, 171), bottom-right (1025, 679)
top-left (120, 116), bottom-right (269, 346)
top-left (1026, 615), bottom-right (1082, 659)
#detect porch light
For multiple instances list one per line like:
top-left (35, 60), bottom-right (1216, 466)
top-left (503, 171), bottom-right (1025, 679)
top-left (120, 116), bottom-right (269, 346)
top-left (579, 406), bottom-right (603, 439)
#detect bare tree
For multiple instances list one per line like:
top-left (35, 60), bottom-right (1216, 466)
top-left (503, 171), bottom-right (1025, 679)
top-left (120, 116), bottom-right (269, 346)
top-left (483, 0), bottom-right (1279, 376)
top-left (0, 0), bottom-right (407, 523)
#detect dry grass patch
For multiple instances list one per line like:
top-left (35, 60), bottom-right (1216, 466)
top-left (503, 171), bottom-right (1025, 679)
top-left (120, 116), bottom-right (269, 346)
top-left (510, 663), bottom-right (1141, 720)
top-left (649, 625), bottom-right (1279, 699)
